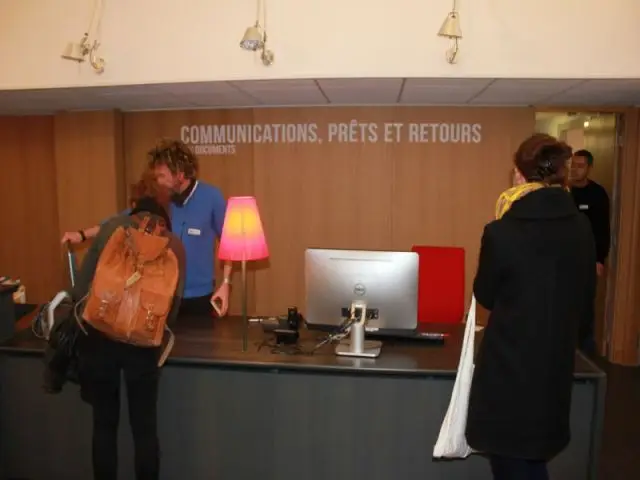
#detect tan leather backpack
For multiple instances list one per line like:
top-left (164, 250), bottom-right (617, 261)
top-left (81, 215), bottom-right (179, 365)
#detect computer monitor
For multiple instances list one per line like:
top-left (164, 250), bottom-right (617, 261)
top-left (304, 248), bottom-right (419, 333)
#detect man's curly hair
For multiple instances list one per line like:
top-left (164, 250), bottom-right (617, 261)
top-left (128, 169), bottom-right (172, 210)
top-left (147, 138), bottom-right (199, 180)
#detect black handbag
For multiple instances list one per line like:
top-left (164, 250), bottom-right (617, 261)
top-left (38, 245), bottom-right (83, 394)
top-left (35, 301), bottom-right (82, 393)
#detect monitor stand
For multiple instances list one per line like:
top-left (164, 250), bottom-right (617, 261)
top-left (335, 321), bottom-right (382, 358)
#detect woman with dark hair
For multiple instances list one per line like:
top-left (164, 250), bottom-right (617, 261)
top-left (128, 169), bottom-right (172, 213)
top-left (75, 183), bottom-right (185, 480)
top-left (466, 134), bottom-right (597, 479)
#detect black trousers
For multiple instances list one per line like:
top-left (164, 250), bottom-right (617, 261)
top-left (79, 328), bottom-right (161, 480)
top-left (178, 293), bottom-right (213, 316)
top-left (489, 455), bottom-right (549, 480)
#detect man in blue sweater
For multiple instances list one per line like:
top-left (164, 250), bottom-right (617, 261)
top-left (61, 140), bottom-right (231, 316)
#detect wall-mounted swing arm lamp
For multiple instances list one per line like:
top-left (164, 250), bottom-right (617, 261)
top-left (239, 0), bottom-right (275, 66)
top-left (437, 0), bottom-right (462, 64)
top-left (61, 33), bottom-right (106, 73)
top-left (61, 0), bottom-right (106, 74)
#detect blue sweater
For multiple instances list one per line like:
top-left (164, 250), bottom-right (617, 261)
top-left (108, 181), bottom-right (226, 299)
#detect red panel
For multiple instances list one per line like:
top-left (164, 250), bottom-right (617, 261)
top-left (411, 246), bottom-right (465, 324)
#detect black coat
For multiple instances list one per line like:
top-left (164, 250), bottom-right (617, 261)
top-left (465, 187), bottom-right (596, 461)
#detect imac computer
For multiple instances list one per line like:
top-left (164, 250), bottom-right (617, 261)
top-left (304, 248), bottom-right (419, 356)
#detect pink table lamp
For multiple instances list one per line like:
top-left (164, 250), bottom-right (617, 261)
top-left (218, 196), bottom-right (269, 351)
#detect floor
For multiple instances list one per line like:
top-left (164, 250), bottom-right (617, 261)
top-left (594, 357), bottom-right (640, 479)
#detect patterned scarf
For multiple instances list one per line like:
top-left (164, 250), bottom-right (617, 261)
top-left (494, 183), bottom-right (546, 220)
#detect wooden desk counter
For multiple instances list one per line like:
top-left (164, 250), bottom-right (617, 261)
top-left (4, 313), bottom-right (603, 379)
top-left (0, 313), bottom-right (605, 480)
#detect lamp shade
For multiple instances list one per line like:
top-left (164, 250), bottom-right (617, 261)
top-left (218, 196), bottom-right (269, 262)
top-left (240, 24), bottom-right (264, 51)
top-left (438, 12), bottom-right (462, 39)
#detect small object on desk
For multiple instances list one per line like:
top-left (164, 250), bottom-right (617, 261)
top-left (287, 306), bottom-right (303, 330)
top-left (274, 328), bottom-right (299, 345)
top-left (210, 297), bottom-right (223, 317)
top-left (13, 284), bottom-right (26, 304)
top-left (261, 316), bottom-right (288, 332)
top-left (0, 277), bottom-right (25, 304)
top-left (365, 325), bottom-right (449, 345)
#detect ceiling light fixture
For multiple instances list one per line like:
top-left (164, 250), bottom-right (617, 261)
top-left (438, 0), bottom-right (462, 64)
top-left (61, 0), bottom-right (106, 74)
top-left (240, 0), bottom-right (275, 66)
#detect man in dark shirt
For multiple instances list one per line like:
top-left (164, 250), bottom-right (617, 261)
top-left (569, 150), bottom-right (611, 275)
top-left (569, 149), bottom-right (610, 355)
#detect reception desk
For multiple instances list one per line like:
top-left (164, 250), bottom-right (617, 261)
top-left (0, 313), bottom-right (606, 480)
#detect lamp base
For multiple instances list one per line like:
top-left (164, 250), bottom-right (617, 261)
top-left (335, 339), bottom-right (382, 358)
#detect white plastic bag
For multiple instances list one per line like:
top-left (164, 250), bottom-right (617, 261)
top-left (432, 295), bottom-right (477, 459)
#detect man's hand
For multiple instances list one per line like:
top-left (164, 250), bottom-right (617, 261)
top-left (60, 231), bottom-right (83, 245)
top-left (596, 262), bottom-right (605, 277)
top-left (210, 282), bottom-right (230, 317)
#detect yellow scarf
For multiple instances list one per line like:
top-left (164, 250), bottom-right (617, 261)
top-left (495, 183), bottom-right (545, 220)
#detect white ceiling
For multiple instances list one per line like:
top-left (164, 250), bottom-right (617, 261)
top-left (0, 78), bottom-right (639, 115)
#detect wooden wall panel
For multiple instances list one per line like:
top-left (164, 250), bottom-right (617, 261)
top-left (54, 111), bottom-right (126, 265)
top-left (122, 107), bottom-right (534, 316)
top-left (609, 109), bottom-right (640, 365)
top-left (0, 107), bottom-right (542, 322)
top-left (9, 105), bottom-right (640, 355)
top-left (388, 108), bottom-right (534, 307)
top-left (252, 108), bottom-right (397, 315)
top-left (0, 116), bottom-right (64, 302)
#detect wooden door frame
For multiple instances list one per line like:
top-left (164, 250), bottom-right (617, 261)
top-left (603, 113), bottom-right (624, 358)
top-left (607, 109), bottom-right (640, 365)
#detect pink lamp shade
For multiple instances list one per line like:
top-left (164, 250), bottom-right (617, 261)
top-left (218, 196), bottom-right (269, 262)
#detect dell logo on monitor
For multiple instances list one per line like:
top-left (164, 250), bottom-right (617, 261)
top-left (353, 283), bottom-right (366, 296)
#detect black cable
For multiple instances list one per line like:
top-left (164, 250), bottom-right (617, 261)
top-left (255, 316), bottom-right (357, 356)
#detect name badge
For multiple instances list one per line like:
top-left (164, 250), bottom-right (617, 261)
top-left (187, 228), bottom-right (201, 236)
top-left (578, 204), bottom-right (589, 211)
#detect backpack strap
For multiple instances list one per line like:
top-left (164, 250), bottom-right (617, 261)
top-left (74, 295), bottom-right (89, 335)
top-left (157, 326), bottom-right (174, 367)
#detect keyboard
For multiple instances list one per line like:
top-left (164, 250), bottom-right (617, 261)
top-left (365, 330), bottom-right (447, 345)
